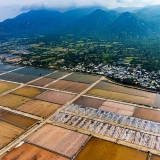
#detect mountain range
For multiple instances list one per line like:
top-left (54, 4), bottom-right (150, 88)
top-left (1, 5), bottom-right (160, 40)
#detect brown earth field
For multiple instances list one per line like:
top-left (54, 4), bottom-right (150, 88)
top-left (0, 81), bottom-right (19, 94)
top-left (75, 137), bottom-right (147, 160)
top-left (47, 71), bottom-right (69, 79)
top-left (0, 143), bottom-right (69, 160)
top-left (0, 112), bottom-right (37, 129)
top-left (0, 109), bottom-right (7, 116)
top-left (17, 99), bottom-right (61, 118)
top-left (77, 75), bottom-right (101, 84)
top-left (99, 101), bottom-right (136, 116)
top-left (64, 82), bottom-right (90, 93)
top-left (29, 77), bottom-right (54, 87)
top-left (48, 80), bottom-right (74, 90)
top-left (12, 86), bottom-right (45, 98)
top-left (63, 73), bottom-right (86, 82)
top-left (0, 120), bottom-right (24, 149)
top-left (102, 101), bottom-right (135, 111)
top-left (73, 96), bottom-right (104, 109)
top-left (151, 155), bottom-right (160, 160)
top-left (99, 105), bottom-right (134, 116)
top-left (26, 124), bottom-right (89, 158)
top-left (36, 91), bottom-right (75, 105)
top-left (94, 81), bottom-right (156, 99)
top-left (0, 94), bottom-right (31, 109)
top-left (133, 108), bottom-right (160, 122)
top-left (87, 89), bottom-right (154, 106)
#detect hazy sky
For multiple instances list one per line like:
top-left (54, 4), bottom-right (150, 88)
top-left (0, 0), bottom-right (160, 22)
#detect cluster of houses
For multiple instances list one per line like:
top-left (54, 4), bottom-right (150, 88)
top-left (62, 63), bottom-right (160, 91)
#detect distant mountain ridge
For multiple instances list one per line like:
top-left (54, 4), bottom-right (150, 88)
top-left (0, 5), bottom-right (160, 39)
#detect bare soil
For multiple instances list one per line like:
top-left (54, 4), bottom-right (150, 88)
top-left (36, 91), bottom-right (75, 105)
top-left (27, 124), bottom-right (89, 158)
top-left (0, 94), bottom-right (31, 108)
top-left (30, 77), bottom-right (54, 87)
top-left (0, 143), bottom-right (69, 160)
top-left (12, 86), bottom-right (45, 98)
top-left (1, 112), bottom-right (37, 129)
top-left (17, 99), bottom-right (61, 117)
top-left (73, 96), bottom-right (104, 109)
top-left (0, 120), bottom-right (24, 149)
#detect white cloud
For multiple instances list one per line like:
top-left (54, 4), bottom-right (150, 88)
top-left (1, 0), bottom-right (160, 21)
top-left (1, 0), bottom-right (160, 8)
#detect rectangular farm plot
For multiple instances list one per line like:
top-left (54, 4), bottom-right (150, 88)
top-left (0, 81), bottom-right (19, 94)
top-left (29, 77), bottom-right (54, 87)
top-left (151, 155), bottom-right (160, 160)
top-left (73, 96), bottom-right (104, 109)
top-left (63, 73), bottom-right (86, 82)
top-left (75, 137), bottom-right (147, 160)
top-left (47, 71), bottom-right (69, 79)
top-left (26, 124), bottom-right (89, 158)
top-left (48, 80), bottom-right (73, 90)
top-left (154, 94), bottom-right (160, 108)
top-left (0, 94), bottom-right (31, 109)
top-left (0, 72), bottom-right (22, 81)
top-left (0, 109), bottom-right (7, 116)
top-left (99, 101), bottom-right (136, 116)
top-left (0, 112), bottom-right (37, 129)
top-left (0, 120), bottom-right (25, 149)
top-left (0, 64), bottom-right (20, 72)
top-left (13, 67), bottom-right (52, 76)
top-left (87, 89), bottom-right (154, 106)
top-left (94, 81), bottom-right (156, 99)
top-left (77, 75), bottom-right (101, 84)
top-left (17, 100), bottom-right (61, 118)
top-left (36, 90), bottom-right (76, 105)
top-left (133, 108), bottom-right (160, 122)
top-left (12, 86), bottom-right (45, 98)
top-left (64, 82), bottom-right (90, 93)
top-left (11, 74), bottom-right (39, 83)
top-left (0, 143), bottom-right (69, 160)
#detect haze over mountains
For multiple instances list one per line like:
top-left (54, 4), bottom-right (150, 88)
top-left (1, 5), bottom-right (160, 40)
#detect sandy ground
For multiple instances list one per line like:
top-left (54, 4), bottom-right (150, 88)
top-left (36, 91), bottom-right (75, 105)
top-left (17, 99), bottom-right (61, 117)
top-left (30, 77), bottom-right (54, 87)
top-left (75, 137), bottom-right (147, 160)
top-left (27, 124), bottom-right (89, 158)
top-left (0, 143), bottom-right (69, 160)
top-left (0, 94), bottom-right (31, 109)
top-left (73, 96), bottom-right (104, 109)
top-left (133, 108), bottom-right (160, 122)
top-left (1, 112), bottom-right (37, 129)
top-left (0, 120), bottom-right (24, 149)
top-left (12, 86), bottom-right (45, 98)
